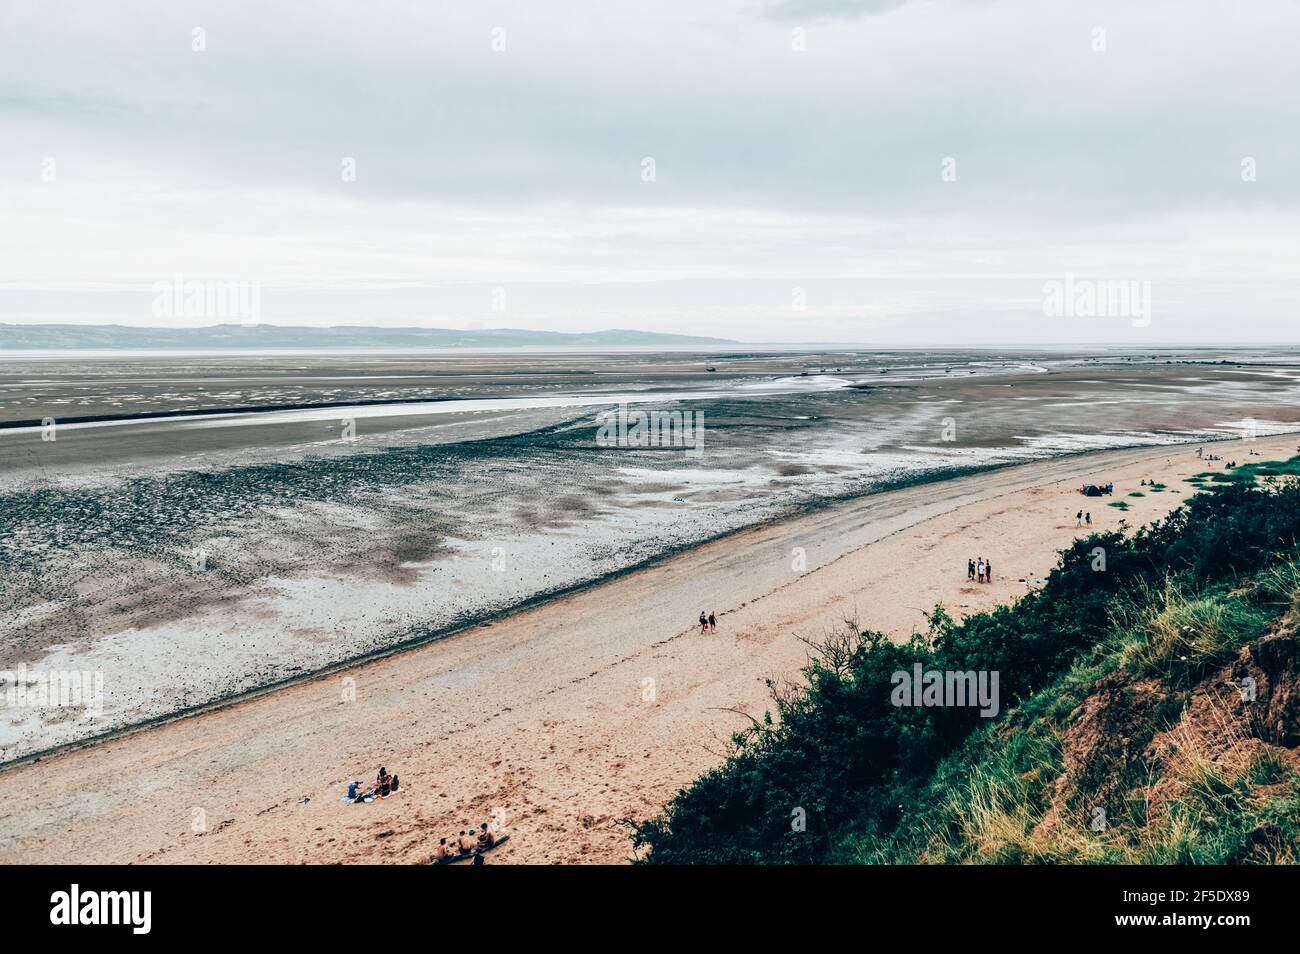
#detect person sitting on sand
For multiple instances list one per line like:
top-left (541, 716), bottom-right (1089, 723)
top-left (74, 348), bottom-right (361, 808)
top-left (347, 780), bottom-right (360, 800)
top-left (434, 837), bottom-right (452, 861)
top-left (478, 822), bottom-right (495, 848)
top-left (458, 830), bottom-right (478, 854)
top-left (708, 611), bottom-right (717, 633)
top-left (389, 773), bottom-right (399, 793)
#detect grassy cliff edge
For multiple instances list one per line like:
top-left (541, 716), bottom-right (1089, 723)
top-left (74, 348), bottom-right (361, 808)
top-left (633, 458), bottom-right (1300, 864)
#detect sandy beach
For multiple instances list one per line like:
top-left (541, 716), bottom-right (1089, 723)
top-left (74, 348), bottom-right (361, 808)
top-left (3, 433), bottom-right (1292, 865)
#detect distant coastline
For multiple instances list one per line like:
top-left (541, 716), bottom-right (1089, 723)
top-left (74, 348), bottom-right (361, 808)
top-left (3, 325), bottom-right (1298, 353)
top-left (0, 322), bottom-right (738, 351)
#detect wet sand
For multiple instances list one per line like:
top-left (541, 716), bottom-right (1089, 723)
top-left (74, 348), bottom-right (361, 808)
top-left (6, 350), bottom-right (1300, 762)
top-left (2, 434), bottom-right (1290, 864)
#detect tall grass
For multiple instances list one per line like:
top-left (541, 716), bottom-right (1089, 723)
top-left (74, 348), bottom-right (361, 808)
top-left (1110, 580), bottom-right (1274, 686)
top-left (1255, 559), bottom-right (1300, 622)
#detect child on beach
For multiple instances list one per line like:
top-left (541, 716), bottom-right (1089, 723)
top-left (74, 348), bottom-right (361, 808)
top-left (699, 612), bottom-right (709, 634)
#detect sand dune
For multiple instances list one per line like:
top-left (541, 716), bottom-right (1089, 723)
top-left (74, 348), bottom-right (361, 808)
top-left (1, 434), bottom-right (1293, 864)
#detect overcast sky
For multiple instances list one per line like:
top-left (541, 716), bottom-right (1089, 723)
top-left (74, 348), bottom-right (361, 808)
top-left (1, 0), bottom-right (1297, 344)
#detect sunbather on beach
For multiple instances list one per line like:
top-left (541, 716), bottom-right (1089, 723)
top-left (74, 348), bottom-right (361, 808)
top-left (434, 838), bottom-right (452, 861)
top-left (478, 822), bottom-right (495, 848)
top-left (458, 830), bottom-right (477, 854)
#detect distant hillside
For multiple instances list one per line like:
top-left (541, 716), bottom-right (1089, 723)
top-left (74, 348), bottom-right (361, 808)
top-left (0, 323), bottom-right (737, 350)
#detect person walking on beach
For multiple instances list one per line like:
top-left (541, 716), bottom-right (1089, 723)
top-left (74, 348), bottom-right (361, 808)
top-left (708, 611), bottom-right (717, 633)
top-left (984, 558), bottom-right (992, 583)
top-left (699, 611), bottom-right (709, 635)
top-left (1076, 510), bottom-right (1083, 527)
top-left (1085, 512), bottom-right (1092, 527)
top-left (967, 558), bottom-right (975, 581)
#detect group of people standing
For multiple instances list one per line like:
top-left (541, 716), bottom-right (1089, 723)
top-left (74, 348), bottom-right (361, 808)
top-left (966, 557), bottom-right (993, 583)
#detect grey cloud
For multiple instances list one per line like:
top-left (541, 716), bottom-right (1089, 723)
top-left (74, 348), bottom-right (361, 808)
top-left (2, 0), bottom-right (1297, 342)
top-left (3, 0), bottom-right (1297, 219)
